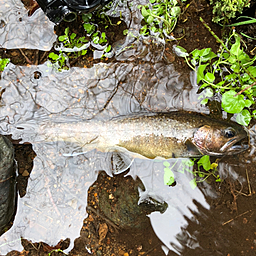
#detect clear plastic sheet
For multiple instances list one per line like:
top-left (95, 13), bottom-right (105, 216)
top-left (0, 0), bottom-right (56, 50)
top-left (0, 36), bottom-right (210, 253)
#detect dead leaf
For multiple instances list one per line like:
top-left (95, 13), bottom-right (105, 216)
top-left (99, 223), bottom-right (108, 244)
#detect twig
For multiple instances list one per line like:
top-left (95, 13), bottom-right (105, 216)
top-left (143, 243), bottom-right (162, 255)
top-left (235, 169), bottom-right (252, 196)
top-left (222, 210), bottom-right (252, 225)
top-left (234, 81), bottom-right (256, 97)
top-left (86, 206), bottom-right (120, 232)
top-left (228, 180), bottom-right (237, 212)
top-left (246, 168), bottom-right (252, 196)
top-left (34, 50), bottom-right (39, 65)
top-left (19, 48), bottom-right (32, 64)
top-left (69, 55), bottom-right (83, 66)
top-left (39, 51), bottom-right (48, 64)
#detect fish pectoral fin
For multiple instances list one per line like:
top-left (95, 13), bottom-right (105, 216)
top-left (185, 139), bottom-right (203, 157)
top-left (110, 151), bottom-right (134, 175)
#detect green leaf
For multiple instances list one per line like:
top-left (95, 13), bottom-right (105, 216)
top-left (70, 33), bottom-right (76, 40)
top-left (204, 87), bottom-right (214, 97)
top-left (104, 45), bottom-right (111, 53)
top-left (173, 46), bottom-right (189, 57)
top-left (227, 55), bottom-right (237, 64)
top-left (252, 110), bottom-right (256, 118)
top-left (58, 35), bottom-right (68, 42)
top-left (201, 98), bottom-right (208, 105)
top-left (244, 99), bottom-right (253, 108)
top-left (205, 72), bottom-right (215, 83)
top-left (123, 29), bottom-right (128, 35)
top-left (231, 63), bottom-right (240, 73)
top-left (236, 109), bottom-right (251, 126)
top-left (93, 36), bottom-right (99, 44)
top-left (83, 23), bottom-right (95, 34)
top-left (247, 66), bottom-right (256, 77)
top-left (147, 15), bottom-right (154, 24)
top-left (64, 27), bottom-right (69, 36)
top-left (197, 155), bottom-right (211, 171)
top-left (230, 34), bottom-right (243, 57)
top-left (141, 6), bottom-right (150, 17)
top-left (164, 168), bottom-right (175, 186)
top-left (200, 83), bottom-right (209, 89)
top-left (82, 13), bottom-right (92, 22)
top-left (81, 49), bottom-right (87, 55)
top-left (189, 178), bottom-right (197, 190)
top-left (170, 6), bottom-right (180, 17)
top-left (199, 48), bottom-right (212, 57)
top-left (197, 64), bottom-right (208, 84)
top-left (191, 49), bottom-right (201, 58)
top-left (221, 90), bottom-right (245, 114)
top-left (48, 52), bottom-right (60, 60)
top-left (0, 58), bottom-right (10, 72)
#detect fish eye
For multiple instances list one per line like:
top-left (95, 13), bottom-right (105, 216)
top-left (224, 127), bottom-right (236, 138)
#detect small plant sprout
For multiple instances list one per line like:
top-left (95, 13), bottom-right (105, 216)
top-left (138, 0), bottom-right (182, 38)
top-left (163, 156), bottom-right (221, 189)
top-left (48, 52), bottom-right (69, 71)
top-left (58, 27), bottom-right (89, 53)
top-left (0, 58), bottom-right (10, 72)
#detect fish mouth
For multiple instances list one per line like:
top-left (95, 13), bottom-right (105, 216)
top-left (220, 136), bottom-right (249, 155)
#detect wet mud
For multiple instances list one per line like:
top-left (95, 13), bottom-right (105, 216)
top-left (0, 0), bottom-right (256, 255)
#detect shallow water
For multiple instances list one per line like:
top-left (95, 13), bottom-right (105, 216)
top-left (0, 0), bottom-right (255, 255)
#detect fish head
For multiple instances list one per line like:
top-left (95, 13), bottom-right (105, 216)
top-left (192, 122), bottom-right (249, 156)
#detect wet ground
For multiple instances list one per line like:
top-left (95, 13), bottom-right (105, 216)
top-left (0, 0), bottom-right (256, 255)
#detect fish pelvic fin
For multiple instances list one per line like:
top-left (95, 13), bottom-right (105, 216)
top-left (109, 151), bottom-right (134, 175)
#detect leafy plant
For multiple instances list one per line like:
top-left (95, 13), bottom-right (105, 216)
top-left (0, 58), bottom-right (10, 72)
top-left (138, 0), bottom-right (182, 38)
top-left (82, 13), bottom-right (113, 58)
top-left (192, 155), bottom-right (221, 183)
top-left (48, 248), bottom-right (67, 256)
top-left (163, 156), bottom-right (221, 189)
top-left (210, 0), bottom-right (250, 24)
top-left (58, 27), bottom-right (88, 57)
top-left (176, 22), bottom-right (256, 125)
top-left (91, 32), bottom-right (108, 45)
top-left (48, 52), bottom-right (69, 71)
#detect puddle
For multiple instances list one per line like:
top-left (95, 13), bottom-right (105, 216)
top-left (0, 0), bottom-right (255, 255)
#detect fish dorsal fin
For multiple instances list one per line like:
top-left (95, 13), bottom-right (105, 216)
top-left (110, 151), bottom-right (134, 175)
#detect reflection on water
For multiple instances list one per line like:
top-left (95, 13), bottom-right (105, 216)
top-left (0, 0), bottom-right (56, 50)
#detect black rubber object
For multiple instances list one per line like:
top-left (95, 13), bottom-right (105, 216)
top-left (36, 0), bottom-right (112, 24)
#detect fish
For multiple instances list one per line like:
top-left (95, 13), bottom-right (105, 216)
top-left (15, 111), bottom-right (248, 174)
top-left (32, 111), bottom-right (248, 159)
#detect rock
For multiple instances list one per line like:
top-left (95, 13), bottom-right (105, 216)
top-left (0, 135), bottom-right (16, 235)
